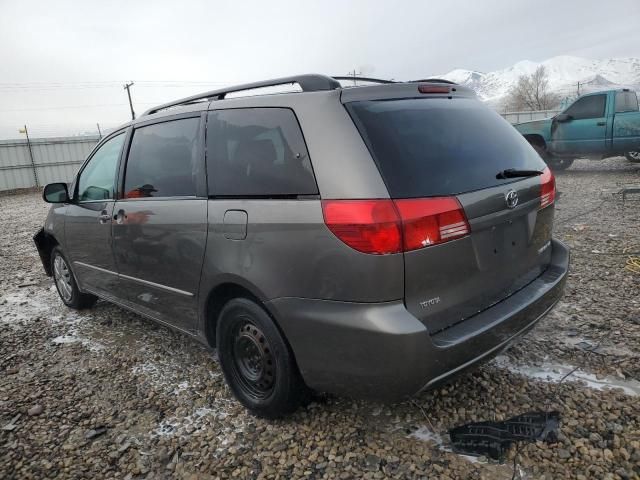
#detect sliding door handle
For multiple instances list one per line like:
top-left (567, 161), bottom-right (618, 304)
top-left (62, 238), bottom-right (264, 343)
top-left (114, 209), bottom-right (127, 224)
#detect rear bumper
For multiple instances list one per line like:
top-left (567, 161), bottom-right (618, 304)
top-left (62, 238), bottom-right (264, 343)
top-left (267, 239), bottom-right (569, 401)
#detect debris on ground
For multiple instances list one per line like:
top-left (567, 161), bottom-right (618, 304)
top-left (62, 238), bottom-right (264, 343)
top-left (449, 411), bottom-right (560, 460)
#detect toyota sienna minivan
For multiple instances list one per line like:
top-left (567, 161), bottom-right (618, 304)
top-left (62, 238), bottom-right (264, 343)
top-left (34, 74), bottom-right (569, 417)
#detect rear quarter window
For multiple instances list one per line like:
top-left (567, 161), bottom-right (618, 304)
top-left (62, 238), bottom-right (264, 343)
top-left (206, 108), bottom-right (318, 197)
top-left (615, 91), bottom-right (639, 113)
top-left (346, 98), bottom-right (546, 198)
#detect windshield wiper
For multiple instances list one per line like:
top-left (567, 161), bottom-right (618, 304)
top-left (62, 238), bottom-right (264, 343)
top-left (496, 168), bottom-right (543, 179)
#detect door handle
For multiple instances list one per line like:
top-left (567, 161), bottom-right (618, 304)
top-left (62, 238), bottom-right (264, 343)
top-left (596, 121), bottom-right (606, 126)
top-left (98, 211), bottom-right (111, 223)
top-left (114, 209), bottom-right (126, 224)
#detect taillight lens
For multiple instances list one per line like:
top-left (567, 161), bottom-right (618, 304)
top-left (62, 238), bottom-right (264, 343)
top-left (321, 200), bottom-right (402, 254)
top-left (395, 197), bottom-right (470, 251)
top-left (540, 167), bottom-right (556, 209)
top-left (321, 197), bottom-right (470, 254)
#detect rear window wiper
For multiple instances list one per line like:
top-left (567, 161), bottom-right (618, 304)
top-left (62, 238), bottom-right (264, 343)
top-left (496, 168), bottom-right (543, 179)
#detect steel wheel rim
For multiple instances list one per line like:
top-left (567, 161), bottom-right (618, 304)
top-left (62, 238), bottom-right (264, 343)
top-left (230, 319), bottom-right (276, 400)
top-left (53, 254), bottom-right (73, 302)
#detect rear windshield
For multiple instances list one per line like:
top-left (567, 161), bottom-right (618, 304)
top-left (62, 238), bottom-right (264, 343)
top-left (346, 98), bottom-right (546, 198)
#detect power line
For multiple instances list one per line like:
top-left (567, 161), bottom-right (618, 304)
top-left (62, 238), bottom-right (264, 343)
top-left (0, 102), bottom-right (171, 112)
top-left (0, 80), bottom-right (231, 85)
top-left (0, 103), bottom-right (130, 112)
top-left (0, 80), bottom-right (233, 91)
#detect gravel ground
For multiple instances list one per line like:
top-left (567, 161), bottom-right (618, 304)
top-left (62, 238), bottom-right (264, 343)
top-left (1, 157), bottom-right (639, 480)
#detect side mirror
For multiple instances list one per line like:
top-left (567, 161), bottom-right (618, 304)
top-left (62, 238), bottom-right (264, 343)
top-left (43, 183), bottom-right (70, 203)
top-left (555, 113), bottom-right (572, 123)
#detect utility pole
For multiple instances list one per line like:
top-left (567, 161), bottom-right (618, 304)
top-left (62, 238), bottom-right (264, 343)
top-left (577, 81), bottom-right (581, 97)
top-left (123, 81), bottom-right (136, 120)
top-left (347, 69), bottom-right (361, 87)
top-left (19, 125), bottom-right (39, 188)
top-left (96, 122), bottom-right (102, 139)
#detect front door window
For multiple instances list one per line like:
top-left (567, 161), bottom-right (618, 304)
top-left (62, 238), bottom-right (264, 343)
top-left (77, 133), bottom-right (126, 201)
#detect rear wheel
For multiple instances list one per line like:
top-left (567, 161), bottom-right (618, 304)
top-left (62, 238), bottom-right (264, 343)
top-left (216, 297), bottom-right (308, 418)
top-left (51, 247), bottom-right (98, 309)
top-left (546, 157), bottom-right (574, 171)
top-left (530, 141), bottom-right (549, 161)
top-left (625, 151), bottom-right (640, 163)
top-left (526, 137), bottom-right (573, 171)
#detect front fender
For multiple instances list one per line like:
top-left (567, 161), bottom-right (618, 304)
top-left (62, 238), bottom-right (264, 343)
top-left (514, 119), bottom-right (553, 143)
top-left (33, 228), bottom-right (53, 276)
top-left (33, 204), bottom-right (67, 276)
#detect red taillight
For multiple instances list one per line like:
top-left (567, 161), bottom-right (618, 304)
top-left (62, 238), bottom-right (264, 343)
top-left (321, 197), bottom-right (469, 255)
top-left (418, 85), bottom-right (450, 94)
top-left (395, 197), bottom-right (470, 251)
top-left (540, 167), bottom-right (555, 209)
top-left (321, 200), bottom-right (402, 254)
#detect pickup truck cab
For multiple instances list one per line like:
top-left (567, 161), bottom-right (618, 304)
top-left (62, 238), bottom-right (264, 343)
top-left (515, 89), bottom-right (640, 170)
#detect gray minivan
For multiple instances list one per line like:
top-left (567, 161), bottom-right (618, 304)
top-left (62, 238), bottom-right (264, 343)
top-left (34, 74), bottom-right (569, 417)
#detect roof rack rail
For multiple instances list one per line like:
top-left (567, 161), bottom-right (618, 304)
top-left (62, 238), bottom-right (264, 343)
top-left (332, 76), bottom-right (396, 85)
top-left (410, 78), bottom-right (457, 84)
top-left (141, 74), bottom-right (342, 116)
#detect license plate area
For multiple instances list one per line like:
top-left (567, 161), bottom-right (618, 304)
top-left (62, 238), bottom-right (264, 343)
top-left (473, 216), bottom-right (531, 271)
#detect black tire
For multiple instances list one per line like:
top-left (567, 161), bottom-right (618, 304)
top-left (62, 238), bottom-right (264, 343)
top-left (547, 157), bottom-right (574, 171)
top-left (216, 297), bottom-right (308, 418)
top-left (625, 151), bottom-right (640, 163)
top-left (527, 138), bottom-right (573, 171)
top-left (530, 141), bottom-right (549, 161)
top-left (50, 246), bottom-right (98, 310)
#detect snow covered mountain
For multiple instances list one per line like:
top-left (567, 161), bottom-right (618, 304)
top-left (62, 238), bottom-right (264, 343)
top-left (438, 56), bottom-right (640, 108)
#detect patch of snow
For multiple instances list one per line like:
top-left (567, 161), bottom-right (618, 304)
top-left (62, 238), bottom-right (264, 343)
top-left (152, 404), bottom-right (237, 441)
top-left (131, 361), bottom-right (195, 394)
top-left (409, 426), bottom-right (487, 465)
top-left (493, 356), bottom-right (640, 396)
top-left (51, 330), bottom-right (104, 351)
top-left (410, 426), bottom-right (446, 446)
top-left (173, 381), bottom-right (191, 395)
top-left (52, 334), bottom-right (80, 344)
top-left (0, 290), bottom-right (51, 324)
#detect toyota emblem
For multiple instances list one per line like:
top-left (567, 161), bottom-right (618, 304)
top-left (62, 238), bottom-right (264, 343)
top-left (505, 190), bottom-right (518, 209)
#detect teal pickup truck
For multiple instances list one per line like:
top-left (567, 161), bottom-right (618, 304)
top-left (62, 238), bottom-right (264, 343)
top-left (514, 89), bottom-right (640, 170)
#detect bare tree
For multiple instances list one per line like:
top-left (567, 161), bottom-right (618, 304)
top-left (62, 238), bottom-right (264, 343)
top-left (506, 66), bottom-right (560, 111)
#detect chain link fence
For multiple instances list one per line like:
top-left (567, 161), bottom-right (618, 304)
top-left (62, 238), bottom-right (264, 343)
top-left (500, 109), bottom-right (560, 124)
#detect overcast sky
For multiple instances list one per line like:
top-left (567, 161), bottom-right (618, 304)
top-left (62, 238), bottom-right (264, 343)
top-left (1, 0), bottom-right (639, 138)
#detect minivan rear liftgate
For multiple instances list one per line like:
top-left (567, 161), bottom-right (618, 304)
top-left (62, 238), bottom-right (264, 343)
top-left (344, 92), bottom-right (556, 334)
top-left (404, 174), bottom-right (555, 334)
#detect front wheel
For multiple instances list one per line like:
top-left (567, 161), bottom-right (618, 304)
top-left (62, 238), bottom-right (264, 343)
top-left (547, 157), bottom-right (574, 171)
top-left (625, 151), bottom-right (640, 163)
top-left (51, 247), bottom-right (98, 309)
top-left (216, 298), bottom-right (309, 418)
